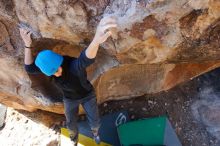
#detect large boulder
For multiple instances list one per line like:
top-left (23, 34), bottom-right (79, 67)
top-left (0, 0), bottom-right (220, 114)
top-left (192, 68), bottom-right (220, 141)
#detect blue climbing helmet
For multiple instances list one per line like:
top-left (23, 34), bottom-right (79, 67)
top-left (35, 50), bottom-right (63, 76)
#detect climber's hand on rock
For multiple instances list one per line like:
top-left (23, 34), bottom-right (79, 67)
top-left (19, 28), bottom-right (32, 47)
top-left (93, 16), bottom-right (117, 44)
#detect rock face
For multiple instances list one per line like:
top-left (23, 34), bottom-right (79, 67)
top-left (0, 0), bottom-right (220, 114)
top-left (192, 68), bottom-right (220, 141)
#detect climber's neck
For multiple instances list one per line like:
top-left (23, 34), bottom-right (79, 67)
top-left (54, 67), bottom-right (63, 77)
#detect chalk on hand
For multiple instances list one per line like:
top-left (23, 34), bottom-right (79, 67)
top-left (18, 22), bottom-right (41, 39)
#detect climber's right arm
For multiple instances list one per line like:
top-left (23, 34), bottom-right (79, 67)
top-left (20, 28), bottom-right (34, 65)
top-left (24, 47), bottom-right (34, 65)
top-left (20, 28), bottom-right (41, 74)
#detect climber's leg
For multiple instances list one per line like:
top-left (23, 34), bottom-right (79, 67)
top-left (82, 93), bottom-right (101, 143)
top-left (63, 97), bottom-right (79, 143)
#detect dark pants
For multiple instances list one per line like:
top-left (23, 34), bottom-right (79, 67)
top-left (63, 92), bottom-right (100, 137)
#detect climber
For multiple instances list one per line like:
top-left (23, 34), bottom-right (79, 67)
top-left (19, 17), bottom-right (117, 146)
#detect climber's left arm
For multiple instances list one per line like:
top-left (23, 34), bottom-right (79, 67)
top-left (85, 17), bottom-right (117, 59)
top-left (70, 17), bottom-right (117, 73)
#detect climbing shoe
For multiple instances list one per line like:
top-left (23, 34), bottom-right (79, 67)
top-left (70, 134), bottom-right (78, 146)
top-left (93, 134), bottom-right (101, 144)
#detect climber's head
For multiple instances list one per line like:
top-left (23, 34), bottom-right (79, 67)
top-left (35, 50), bottom-right (63, 77)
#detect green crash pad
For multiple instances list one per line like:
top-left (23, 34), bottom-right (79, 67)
top-left (117, 116), bottom-right (182, 146)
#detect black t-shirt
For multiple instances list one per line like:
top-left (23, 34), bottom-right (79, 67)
top-left (25, 49), bottom-right (96, 100)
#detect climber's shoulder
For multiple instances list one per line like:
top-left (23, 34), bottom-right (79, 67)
top-left (24, 62), bottom-right (41, 74)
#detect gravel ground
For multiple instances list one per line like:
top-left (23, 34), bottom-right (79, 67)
top-left (0, 108), bottom-right (60, 146)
